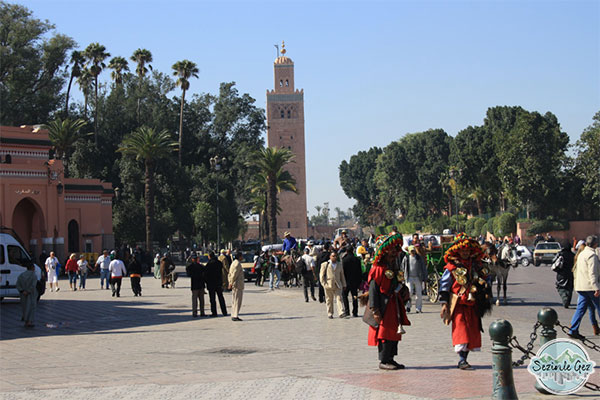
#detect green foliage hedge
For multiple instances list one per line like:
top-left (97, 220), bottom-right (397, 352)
top-left (495, 213), bottom-right (516, 237)
top-left (526, 219), bottom-right (569, 235)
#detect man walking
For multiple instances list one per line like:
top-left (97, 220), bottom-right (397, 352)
top-left (300, 247), bottom-right (317, 302)
top-left (45, 251), bottom-right (60, 292)
top-left (95, 250), bottom-right (111, 290)
top-left (568, 235), bottom-right (600, 339)
top-left (228, 252), bottom-right (245, 321)
top-left (218, 250), bottom-right (231, 292)
top-left (108, 253), bottom-right (127, 297)
top-left (205, 252), bottom-right (228, 317)
top-left (320, 251), bottom-right (346, 319)
top-left (403, 245), bottom-right (427, 313)
top-left (315, 243), bottom-right (331, 303)
top-left (341, 246), bottom-right (362, 317)
top-left (186, 254), bottom-right (206, 318)
top-left (269, 251), bottom-right (281, 290)
top-left (16, 262), bottom-right (37, 328)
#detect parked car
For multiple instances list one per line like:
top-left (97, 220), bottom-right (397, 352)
top-left (533, 242), bottom-right (561, 266)
top-left (515, 245), bottom-right (533, 267)
top-left (241, 252), bottom-right (257, 282)
top-left (0, 227), bottom-right (46, 301)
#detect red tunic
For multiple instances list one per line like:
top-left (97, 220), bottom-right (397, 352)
top-left (367, 262), bottom-right (411, 346)
top-left (444, 261), bottom-right (481, 350)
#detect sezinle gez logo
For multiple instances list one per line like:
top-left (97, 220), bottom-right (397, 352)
top-left (528, 339), bottom-right (596, 395)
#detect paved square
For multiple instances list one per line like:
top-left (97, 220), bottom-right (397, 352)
top-left (1, 265), bottom-right (598, 399)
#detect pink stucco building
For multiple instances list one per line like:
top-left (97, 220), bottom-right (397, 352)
top-left (0, 125), bottom-right (114, 261)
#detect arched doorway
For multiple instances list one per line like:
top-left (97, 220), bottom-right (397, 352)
top-left (68, 219), bottom-right (80, 253)
top-left (11, 198), bottom-right (46, 254)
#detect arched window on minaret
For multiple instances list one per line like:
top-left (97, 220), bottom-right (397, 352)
top-left (287, 110), bottom-right (291, 119)
top-left (279, 80), bottom-right (283, 87)
top-left (280, 110), bottom-right (285, 118)
top-left (285, 80), bottom-right (289, 87)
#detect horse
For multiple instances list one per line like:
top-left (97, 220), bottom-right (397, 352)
top-left (280, 250), bottom-right (302, 287)
top-left (483, 242), bottom-right (518, 306)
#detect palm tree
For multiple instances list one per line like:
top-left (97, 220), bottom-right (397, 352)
top-left (130, 49), bottom-right (153, 122)
top-left (43, 118), bottom-right (91, 176)
top-left (83, 43), bottom-right (110, 145)
top-left (64, 50), bottom-right (85, 117)
top-left (250, 168), bottom-right (297, 242)
top-left (172, 60), bottom-right (199, 166)
top-left (76, 68), bottom-right (94, 118)
top-left (118, 127), bottom-right (178, 254)
top-left (251, 147), bottom-right (296, 243)
top-left (108, 56), bottom-right (129, 85)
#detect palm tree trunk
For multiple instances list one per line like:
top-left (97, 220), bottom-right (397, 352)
top-left (178, 89), bottom-right (185, 166)
top-left (476, 196), bottom-right (483, 216)
top-left (84, 93), bottom-right (88, 119)
top-left (145, 160), bottom-right (154, 254)
top-left (94, 76), bottom-right (99, 146)
top-left (268, 176), bottom-right (278, 243)
top-left (65, 75), bottom-right (74, 117)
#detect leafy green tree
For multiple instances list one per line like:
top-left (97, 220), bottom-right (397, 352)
top-left (373, 130), bottom-right (451, 221)
top-left (493, 108), bottom-right (569, 218)
top-left (339, 147), bottom-right (384, 225)
top-left (108, 56), bottom-right (129, 85)
top-left (172, 59), bottom-right (199, 165)
top-left (0, 2), bottom-right (75, 125)
top-left (252, 147), bottom-right (296, 243)
top-left (118, 127), bottom-right (178, 253)
top-left (43, 118), bottom-right (91, 176)
top-left (450, 125), bottom-right (499, 215)
top-left (83, 42), bottom-right (110, 143)
top-left (574, 111), bottom-right (600, 217)
top-left (64, 50), bottom-right (85, 116)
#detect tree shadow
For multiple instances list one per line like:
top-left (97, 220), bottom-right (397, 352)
top-left (0, 298), bottom-right (199, 341)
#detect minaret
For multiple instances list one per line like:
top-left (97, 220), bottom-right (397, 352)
top-left (266, 41), bottom-right (308, 239)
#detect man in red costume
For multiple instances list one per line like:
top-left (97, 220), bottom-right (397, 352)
top-left (367, 232), bottom-right (411, 370)
top-left (439, 234), bottom-right (492, 370)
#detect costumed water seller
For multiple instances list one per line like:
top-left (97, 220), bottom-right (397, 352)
top-left (439, 233), bottom-right (492, 370)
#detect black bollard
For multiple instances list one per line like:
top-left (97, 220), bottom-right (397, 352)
top-left (535, 307), bottom-right (558, 394)
top-left (490, 319), bottom-right (518, 400)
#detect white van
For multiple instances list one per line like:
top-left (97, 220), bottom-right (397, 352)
top-left (0, 230), bottom-right (45, 301)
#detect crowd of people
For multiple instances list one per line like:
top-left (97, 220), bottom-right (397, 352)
top-left (15, 229), bottom-right (600, 375)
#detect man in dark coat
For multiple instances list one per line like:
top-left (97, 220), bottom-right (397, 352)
top-left (315, 243), bottom-right (331, 303)
top-left (186, 254), bottom-right (206, 318)
top-left (552, 241), bottom-right (575, 309)
top-left (341, 246), bottom-right (363, 317)
top-left (205, 252), bottom-right (228, 317)
top-left (128, 254), bottom-right (143, 296)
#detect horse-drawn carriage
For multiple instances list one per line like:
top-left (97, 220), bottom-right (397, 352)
top-left (424, 235), bottom-right (455, 303)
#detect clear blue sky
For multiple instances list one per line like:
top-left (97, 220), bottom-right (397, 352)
top-left (18, 0), bottom-right (600, 217)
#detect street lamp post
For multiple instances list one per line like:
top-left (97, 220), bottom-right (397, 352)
top-left (210, 156), bottom-right (226, 251)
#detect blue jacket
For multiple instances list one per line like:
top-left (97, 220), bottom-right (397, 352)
top-left (282, 237), bottom-right (298, 252)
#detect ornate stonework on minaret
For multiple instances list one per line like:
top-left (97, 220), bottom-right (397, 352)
top-left (266, 41), bottom-right (308, 239)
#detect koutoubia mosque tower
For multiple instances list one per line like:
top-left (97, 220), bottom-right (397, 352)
top-left (266, 41), bottom-right (308, 238)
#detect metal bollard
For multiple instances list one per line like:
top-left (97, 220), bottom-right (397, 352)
top-left (490, 319), bottom-right (519, 400)
top-left (535, 307), bottom-right (558, 394)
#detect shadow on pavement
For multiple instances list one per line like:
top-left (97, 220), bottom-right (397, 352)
top-left (0, 298), bottom-right (194, 341)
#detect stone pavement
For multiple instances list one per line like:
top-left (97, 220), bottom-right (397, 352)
top-left (1, 265), bottom-right (599, 399)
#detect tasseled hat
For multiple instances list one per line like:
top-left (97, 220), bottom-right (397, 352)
top-left (372, 232), bottom-right (404, 265)
top-left (444, 232), bottom-right (484, 263)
